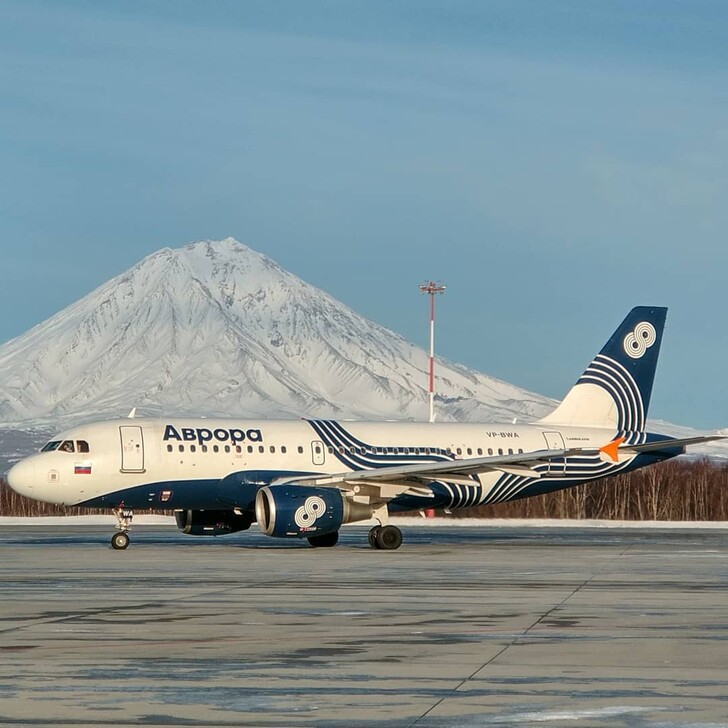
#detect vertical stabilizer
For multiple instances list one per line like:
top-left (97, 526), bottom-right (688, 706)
top-left (538, 307), bottom-right (667, 431)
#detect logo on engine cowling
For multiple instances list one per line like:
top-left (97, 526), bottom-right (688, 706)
top-left (294, 496), bottom-right (327, 530)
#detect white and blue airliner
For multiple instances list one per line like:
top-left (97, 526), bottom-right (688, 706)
top-left (6, 307), bottom-right (721, 550)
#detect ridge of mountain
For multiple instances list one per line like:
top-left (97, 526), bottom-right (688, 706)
top-left (0, 238), bottom-right (556, 428)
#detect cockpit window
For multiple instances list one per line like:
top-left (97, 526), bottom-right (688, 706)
top-left (41, 441), bottom-right (61, 452)
top-left (59, 440), bottom-right (75, 453)
top-left (77, 440), bottom-right (89, 453)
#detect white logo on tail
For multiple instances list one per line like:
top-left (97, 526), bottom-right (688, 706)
top-left (294, 496), bottom-right (327, 529)
top-left (623, 322), bottom-right (657, 359)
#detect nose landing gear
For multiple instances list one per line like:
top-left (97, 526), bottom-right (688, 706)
top-left (111, 508), bottom-right (133, 550)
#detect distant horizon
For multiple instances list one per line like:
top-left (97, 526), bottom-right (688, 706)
top-left (2, 2), bottom-right (727, 428)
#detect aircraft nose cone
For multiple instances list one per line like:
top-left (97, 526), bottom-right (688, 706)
top-left (6, 459), bottom-right (36, 497)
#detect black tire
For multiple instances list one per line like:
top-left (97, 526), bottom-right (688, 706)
top-left (368, 526), bottom-right (381, 549)
top-left (111, 532), bottom-right (130, 550)
top-left (308, 531), bottom-right (339, 548)
top-left (375, 525), bottom-right (402, 550)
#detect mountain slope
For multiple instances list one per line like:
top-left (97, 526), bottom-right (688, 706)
top-left (0, 239), bottom-right (556, 426)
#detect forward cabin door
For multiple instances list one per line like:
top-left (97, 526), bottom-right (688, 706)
top-left (120, 426), bottom-right (145, 472)
top-left (542, 431), bottom-right (566, 477)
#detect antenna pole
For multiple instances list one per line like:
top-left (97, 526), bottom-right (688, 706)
top-left (419, 281), bottom-right (446, 423)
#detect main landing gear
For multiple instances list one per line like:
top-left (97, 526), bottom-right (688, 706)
top-left (306, 526), bottom-right (403, 549)
top-left (368, 524), bottom-right (403, 550)
top-left (111, 508), bottom-right (133, 550)
top-left (366, 504), bottom-right (403, 550)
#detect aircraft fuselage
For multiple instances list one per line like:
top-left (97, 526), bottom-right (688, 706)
top-left (7, 417), bottom-right (678, 513)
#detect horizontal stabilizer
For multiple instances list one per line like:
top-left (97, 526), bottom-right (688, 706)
top-left (599, 434), bottom-right (725, 462)
top-left (621, 434), bottom-right (726, 454)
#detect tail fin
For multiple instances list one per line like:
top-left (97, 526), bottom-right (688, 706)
top-left (538, 306), bottom-right (667, 431)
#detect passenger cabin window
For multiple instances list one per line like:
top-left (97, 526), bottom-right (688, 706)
top-left (167, 444), bottom-right (173, 452)
top-left (467, 448), bottom-right (472, 455)
top-left (281, 446), bottom-right (287, 454)
top-left (225, 445), bottom-right (230, 453)
top-left (41, 441), bottom-right (61, 452)
top-left (297, 446), bottom-right (304, 454)
top-left (488, 448), bottom-right (493, 455)
top-left (77, 440), bottom-right (89, 453)
top-left (247, 445), bottom-right (253, 454)
top-left (178, 445), bottom-right (184, 452)
top-left (477, 448), bottom-right (483, 455)
top-left (213, 445), bottom-right (219, 453)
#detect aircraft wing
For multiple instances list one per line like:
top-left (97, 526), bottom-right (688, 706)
top-left (270, 434), bottom-right (727, 503)
top-left (271, 448), bottom-right (571, 502)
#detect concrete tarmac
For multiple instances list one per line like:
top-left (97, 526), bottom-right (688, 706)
top-left (1, 523), bottom-right (728, 727)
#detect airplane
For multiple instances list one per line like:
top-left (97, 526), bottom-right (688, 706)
top-left (5, 306), bottom-right (723, 551)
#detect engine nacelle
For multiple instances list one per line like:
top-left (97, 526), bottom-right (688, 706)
top-left (175, 509), bottom-right (254, 536)
top-left (255, 485), bottom-right (346, 539)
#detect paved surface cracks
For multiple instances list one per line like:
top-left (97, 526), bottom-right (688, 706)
top-left (0, 524), bottom-right (727, 727)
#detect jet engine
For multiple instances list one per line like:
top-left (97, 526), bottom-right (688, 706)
top-left (255, 485), bottom-right (372, 539)
top-left (175, 509), bottom-right (254, 536)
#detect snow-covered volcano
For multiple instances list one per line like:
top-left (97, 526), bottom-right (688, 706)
top-left (0, 239), bottom-right (556, 426)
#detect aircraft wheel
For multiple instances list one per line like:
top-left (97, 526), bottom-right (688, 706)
top-left (375, 525), bottom-right (402, 550)
top-left (308, 531), bottom-right (339, 548)
top-left (368, 526), bottom-right (381, 549)
top-left (111, 532), bottom-right (130, 550)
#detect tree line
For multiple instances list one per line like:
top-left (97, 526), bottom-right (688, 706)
top-left (1, 458), bottom-right (727, 520)
top-left (450, 458), bottom-right (728, 520)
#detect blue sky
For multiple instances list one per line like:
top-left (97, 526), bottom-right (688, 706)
top-left (2, 1), bottom-right (728, 428)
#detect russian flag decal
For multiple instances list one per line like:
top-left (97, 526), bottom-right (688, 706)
top-left (74, 461), bottom-right (92, 475)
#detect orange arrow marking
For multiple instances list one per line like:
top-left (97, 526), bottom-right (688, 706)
top-left (599, 436), bottom-right (625, 462)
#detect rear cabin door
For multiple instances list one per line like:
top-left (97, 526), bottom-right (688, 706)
top-left (542, 431), bottom-right (566, 477)
top-left (311, 440), bottom-right (325, 466)
top-left (120, 426), bottom-right (145, 472)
